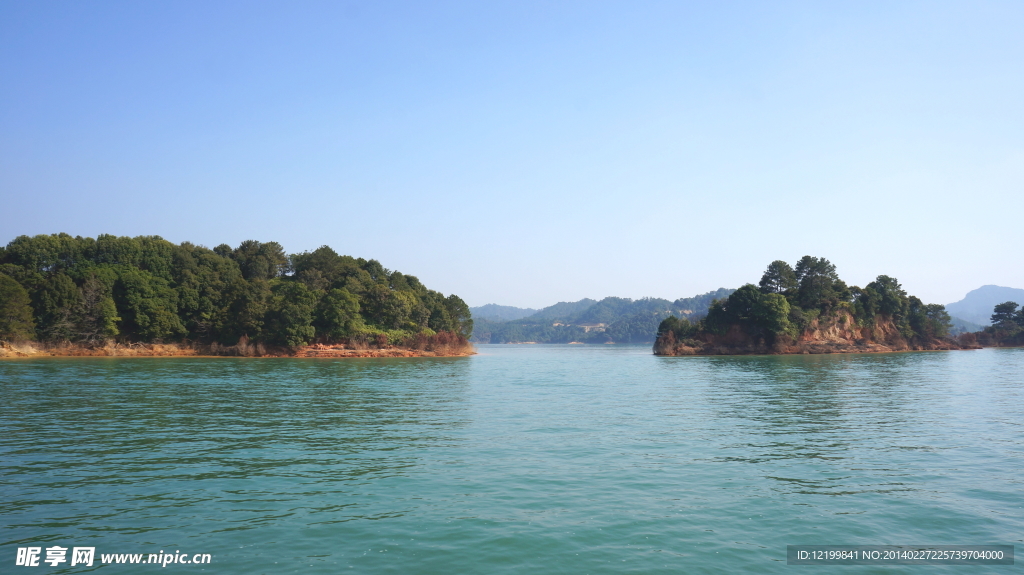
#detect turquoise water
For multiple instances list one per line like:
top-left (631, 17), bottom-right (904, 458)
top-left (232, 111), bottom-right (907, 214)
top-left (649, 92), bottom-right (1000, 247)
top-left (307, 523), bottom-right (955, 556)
top-left (2, 346), bottom-right (1022, 573)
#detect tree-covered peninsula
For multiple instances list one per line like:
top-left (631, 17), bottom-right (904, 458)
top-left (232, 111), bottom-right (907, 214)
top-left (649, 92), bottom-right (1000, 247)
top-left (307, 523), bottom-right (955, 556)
top-left (0, 233), bottom-right (473, 356)
top-left (654, 256), bottom-right (970, 355)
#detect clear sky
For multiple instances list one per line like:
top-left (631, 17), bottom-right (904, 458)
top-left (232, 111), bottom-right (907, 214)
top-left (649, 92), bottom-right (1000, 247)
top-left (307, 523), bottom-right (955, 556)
top-left (2, 1), bottom-right (1022, 308)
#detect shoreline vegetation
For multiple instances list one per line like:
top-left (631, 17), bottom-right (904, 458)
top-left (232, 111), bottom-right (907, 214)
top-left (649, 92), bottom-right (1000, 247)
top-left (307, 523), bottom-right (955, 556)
top-left (654, 256), bottom-right (986, 356)
top-left (0, 233), bottom-right (474, 358)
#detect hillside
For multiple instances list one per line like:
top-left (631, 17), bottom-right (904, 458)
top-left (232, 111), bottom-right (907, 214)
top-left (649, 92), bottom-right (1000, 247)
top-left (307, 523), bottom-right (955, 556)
top-left (528, 298), bottom-right (599, 321)
top-left (470, 303), bottom-right (538, 322)
top-left (948, 316), bottom-right (985, 336)
top-left (946, 285), bottom-right (1024, 326)
top-left (472, 289), bottom-right (734, 344)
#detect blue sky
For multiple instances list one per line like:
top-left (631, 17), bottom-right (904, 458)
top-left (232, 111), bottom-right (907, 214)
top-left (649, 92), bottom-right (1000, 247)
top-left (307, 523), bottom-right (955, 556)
top-left (2, 0), bottom-right (1022, 308)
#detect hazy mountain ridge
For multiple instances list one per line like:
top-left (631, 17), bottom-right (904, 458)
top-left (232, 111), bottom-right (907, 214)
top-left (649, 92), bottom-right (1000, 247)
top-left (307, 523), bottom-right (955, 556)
top-left (526, 299), bottom-right (600, 321)
top-left (946, 285), bottom-right (1024, 326)
top-left (469, 303), bottom-right (539, 322)
top-left (472, 289), bottom-right (734, 344)
top-left (948, 316), bottom-right (985, 336)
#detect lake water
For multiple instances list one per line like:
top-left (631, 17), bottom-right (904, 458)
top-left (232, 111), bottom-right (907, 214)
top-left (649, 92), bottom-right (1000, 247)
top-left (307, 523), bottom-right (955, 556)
top-left (2, 345), bottom-right (1022, 573)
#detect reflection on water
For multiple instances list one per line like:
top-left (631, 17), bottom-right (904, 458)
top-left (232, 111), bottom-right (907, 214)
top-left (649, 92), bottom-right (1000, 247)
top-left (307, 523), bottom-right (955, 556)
top-left (663, 353), bottom-right (1012, 499)
top-left (2, 348), bottom-right (1022, 574)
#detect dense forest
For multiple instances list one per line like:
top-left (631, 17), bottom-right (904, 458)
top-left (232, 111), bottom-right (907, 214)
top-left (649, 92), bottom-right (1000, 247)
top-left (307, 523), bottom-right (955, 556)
top-left (473, 289), bottom-right (734, 344)
top-left (656, 256), bottom-right (957, 354)
top-left (0, 233), bottom-right (472, 349)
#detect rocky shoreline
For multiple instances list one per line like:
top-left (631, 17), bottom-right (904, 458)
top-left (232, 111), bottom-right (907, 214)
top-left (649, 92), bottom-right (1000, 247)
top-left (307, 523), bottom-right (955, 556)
top-left (654, 313), bottom-right (980, 356)
top-left (654, 337), bottom-right (973, 356)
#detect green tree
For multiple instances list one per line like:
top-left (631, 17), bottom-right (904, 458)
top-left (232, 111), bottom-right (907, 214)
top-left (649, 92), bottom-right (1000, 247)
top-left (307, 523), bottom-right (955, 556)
top-left (362, 259), bottom-right (389, 283)
top-left (752, 292), bottom-right (792, 335)
top-left (906, 297), bottom-right (952, 341)
top-left (726, 284), bottom-right (761, 323)
top-left (363, 284), bottom-right (397, 327)
top-left (265, 282), bottom-right (317, 347)
top-left (314, 288), bottom-right (361, 340)
top-left (4, 233), bottom-right (86, 274)
top-left (794, 256), bottom-right (845, 311)
top-left (444, 294), bottom-right (473, 338)
top-left (0, 275), bottom-right (36, 341)
top-left (759, 260), bottom-right (797, 295)
top-left (225, 277), bottom-right (272, 342)
top-left (115, 269), bottom-right (186, 341)
top-left (95, 234), bottom-right (143, 268)
top-left (291, 245), bottom-right (343, 285)
top-left (135, 235), bottom-right (176, 280)
top-left (36, 273), bottom-right (80, 341)
top-left (184, 247), bottom-right (244, 342)
top-left (657, 315), bottom-right (681, 337)
top-left (295, 269), bottom-right (329, 292)
top-left (75, 274), bottom-right (120, 342)
top-left (924, 303), bottom-right (951, 339)
top-left (232, 240), bottom-right (289, 280)
top-left (866, 275), bottom-right (908, 320)
top-left (705, 284), bottom-right (792, 338)
top-left (852, 285), bottom-right (879, 321)
top-left (991, 301), bottom-right (1020, 326)
top-left (704, 299), bottom-right (730, 334)
top-left (424, 291), bottom-right (453, 332)
top-left (657, 315), bottom-right (698, 340)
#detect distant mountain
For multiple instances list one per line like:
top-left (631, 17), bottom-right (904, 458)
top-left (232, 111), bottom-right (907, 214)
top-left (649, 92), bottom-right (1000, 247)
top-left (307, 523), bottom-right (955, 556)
top-left (528, 298), bottom-right (598, 321)
top-left (948, 316), bottom-right (985, 336)
top-left (470, 303), bottom-right (538, 322)
top-left (472, 289), bottom-right (734, 344)
top-left (945, 285), bottom-right (1024, 326)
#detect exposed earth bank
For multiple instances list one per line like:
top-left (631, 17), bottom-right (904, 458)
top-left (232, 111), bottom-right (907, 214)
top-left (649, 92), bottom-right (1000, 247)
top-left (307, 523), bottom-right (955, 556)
top-left (0, 338), bottom-right (475, 359)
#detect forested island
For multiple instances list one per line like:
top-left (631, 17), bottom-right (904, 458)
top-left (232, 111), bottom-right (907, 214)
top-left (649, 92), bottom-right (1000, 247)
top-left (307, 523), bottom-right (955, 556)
top-left (654, 256), bottom-right (976, 356)
top-left (0, 233), bottom-right (473, 357)
top-left (472, 289), bottom-right (734, 344)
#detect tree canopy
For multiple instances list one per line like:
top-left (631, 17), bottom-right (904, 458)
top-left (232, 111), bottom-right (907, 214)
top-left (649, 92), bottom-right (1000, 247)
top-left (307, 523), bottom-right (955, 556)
top-left (758, 260), bottom-right (797, 295)
top-left (0, 274), bottom-right (35, 341)
top-left (0, 233), bottom-right (472, 347)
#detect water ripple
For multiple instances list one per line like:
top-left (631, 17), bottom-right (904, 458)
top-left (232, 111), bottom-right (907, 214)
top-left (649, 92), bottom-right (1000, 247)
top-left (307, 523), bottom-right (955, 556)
top-left (2, 348), bottom-right (1022, 573)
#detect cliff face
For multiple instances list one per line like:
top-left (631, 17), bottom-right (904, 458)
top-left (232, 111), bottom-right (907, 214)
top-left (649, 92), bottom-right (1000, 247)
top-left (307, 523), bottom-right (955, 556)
top-left (654, 311), bottom-right (971, 356)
